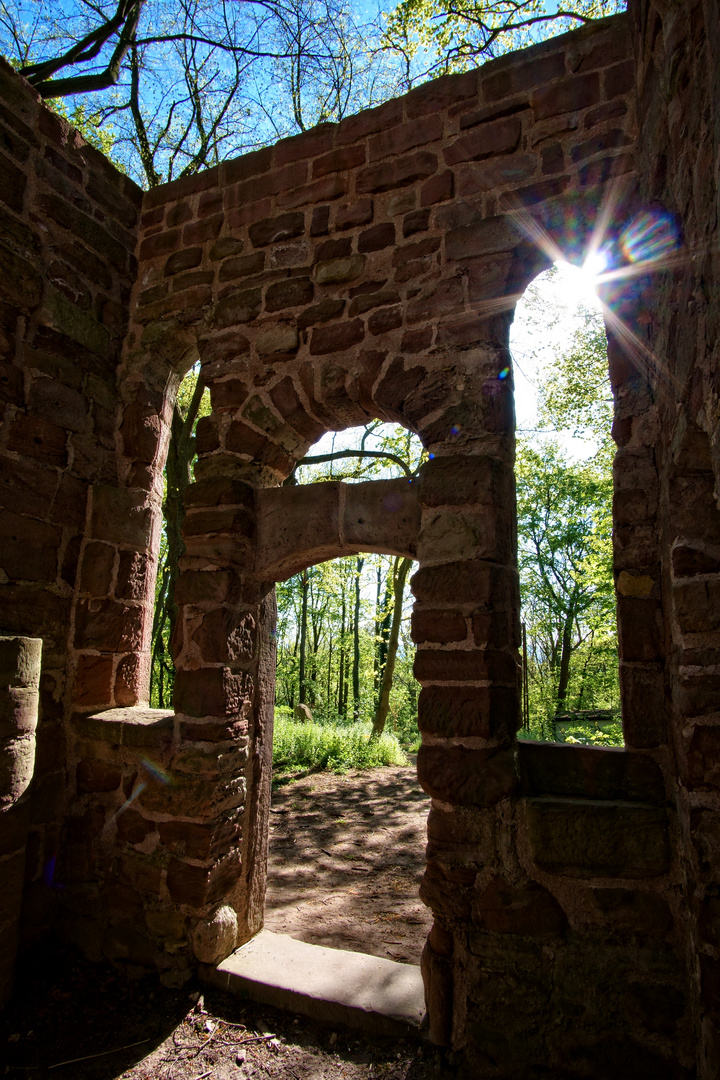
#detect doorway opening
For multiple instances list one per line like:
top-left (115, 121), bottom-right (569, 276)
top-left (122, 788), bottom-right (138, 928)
top-left (264, 422), bottom-right (432, 964)
top-left (510, 261), bottom-right (622, 746)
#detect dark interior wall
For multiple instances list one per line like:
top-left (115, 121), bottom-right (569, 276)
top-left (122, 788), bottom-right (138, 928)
top-left (0, 56), bottom-right (142, 938)
top-left (631, 3), bottom-right (720, 1076)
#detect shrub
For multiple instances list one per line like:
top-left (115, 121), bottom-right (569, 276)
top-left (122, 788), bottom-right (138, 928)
top-left (273, 713), bottom-right (407, 774)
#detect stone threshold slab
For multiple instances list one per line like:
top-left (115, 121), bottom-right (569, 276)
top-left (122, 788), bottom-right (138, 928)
top-left (200, 929), bottom-right (426, 1038)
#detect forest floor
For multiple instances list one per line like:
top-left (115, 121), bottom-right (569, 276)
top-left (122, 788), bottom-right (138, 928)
top-left (265, 762), bottom-right (431, 965)
top-left (2, 765), bottom-right (445, 1080)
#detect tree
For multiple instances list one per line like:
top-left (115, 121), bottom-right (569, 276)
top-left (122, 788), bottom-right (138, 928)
top-left (0, 0), bottom-right (398, 187)
top-left (516, 440), bottom-right (615, 730)
top-left (383, 0), bottom-right (626, 82)
top-left (150, 368), bottom-right (209, 706)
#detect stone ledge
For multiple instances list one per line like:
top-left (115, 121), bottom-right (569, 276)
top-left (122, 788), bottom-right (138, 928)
top-left (72, 706), bottom-right (174, 746)
top-left (201, 929), bottom-right (426, 1037)
top-left (518, 740), bottom-right (666, 803)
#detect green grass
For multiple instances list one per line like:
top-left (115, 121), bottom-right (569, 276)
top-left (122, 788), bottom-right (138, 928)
top-left (272, 711), bottom-right (407, 775)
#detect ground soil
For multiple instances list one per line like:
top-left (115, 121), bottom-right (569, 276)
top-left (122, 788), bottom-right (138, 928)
top-left (265, 763), bottom-right (432, 965)
top-left (2, 765), bottom-right (444, 1080)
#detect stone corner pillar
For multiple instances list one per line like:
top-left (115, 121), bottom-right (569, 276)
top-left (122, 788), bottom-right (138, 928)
top-left (0, 634), bottom-right (41, 1009)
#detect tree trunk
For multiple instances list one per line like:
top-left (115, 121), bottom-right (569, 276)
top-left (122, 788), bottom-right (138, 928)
top-left (151, 373), bottom-right (204, 706)
top-left (372, 557), bottom-right (411, 738)
top-left (299, 569), bottom-right (309, 705)
top-left (352, 555), bottom-right (364, 721)
top-left (554, 610), bottom-right (574, 723)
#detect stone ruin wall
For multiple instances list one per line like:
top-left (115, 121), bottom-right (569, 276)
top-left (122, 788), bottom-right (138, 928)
top-left (0, 4), bottom-right (719, 1077)
top-left (631, 2), bottom-right (720, 1076)
top-left (0, 54), bottom-right (142, 975)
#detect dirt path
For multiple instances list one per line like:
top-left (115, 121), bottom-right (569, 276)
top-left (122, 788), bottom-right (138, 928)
top-left (264, 764), bottom-right (432, 965)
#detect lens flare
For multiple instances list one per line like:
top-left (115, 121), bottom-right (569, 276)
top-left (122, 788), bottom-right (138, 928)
top-left (498, 367), bottom-right (510, 380)
top-left (141, 757), bottom-right (172, 784)
top-left (620, 211), bottom-right (680, 265)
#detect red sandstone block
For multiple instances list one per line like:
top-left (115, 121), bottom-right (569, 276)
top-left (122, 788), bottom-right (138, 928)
top-left (532, 71), bottom-right (601, 119)
top-left (7, 414), bottom-right (67, 467)
top-left (311, 206), bottom-right (330, 235)
top-left (412, 559), bottom-right (512, 608)
top-left (348, 290), bottom-right (400, 317)
top-left (73, 654), bottom-right (114, 708)
top-left (570, 128), bottom-right (631, 164)
top-left (418, 684), bottom-right (518, 739)
top-left (226, 161), bottom-right (307, 209)
top-left (392, 235), bottom-right (440, 266)
top-left (478, 876), bottom-right (566, 936)
top-left (584, 100), bottom-right (627, 127)
top-left (76, 757), bottom-right (122, 794)
top-left (172, 269), bottom-right (213, 292)
top-left (0, 152), bottom-right (26, 214)
top-left (482, 50), bottom-right (565, 102)
top-left (183, 214), bottom-right (224, 246)
top-left (79, 541), bottom-right (115, 596)
top-left (315, 236), bottom-right (352, 261)
top-left (407, 278), bottom-right (464, 324)
top-left (313, 145), bottom-right (365, 178)
top-left (139, 228), bottom-right (180, 261)
top-left (74, 598), bottom-right (146, 653)
top-left (269, 377), bottom-right (326, 442)
top-left (265, 277), bottom-right (313, 312)
top-left (0, 359), bottom-right (23, 406)
top-left (116, 550), bottom-right (150, 601)
top-left (164, 247), bottom-right (202, 276)
top-left (401, 326), bottom-right (433, 353)
top-left (174, 666), bottom-right (253, 718)
top-left (297, 299), bottom-right (346, 329)
top-left (218, 252), bottom-right (265, 283)
top-left (277, 173), bottom-right (347, 209)
top-left (444, 117), bottom-right (521, 166)
top-left (166, 201), bottom-right (193, 227)
top-left (406, 70), bottom-right (477, 118)
top-left (275, 126), bottom-right (335, 167)
top-left (603, 59), bottom-right (634, 98)
top-left (417, 744), bottom-right (518, 806)
top-left (90, 485), bottom-right (153, 550)
top-left (158, 820), bottom-right (215, 861)
top-left (248, 212), bottom-right (305, 247)
top-left (413, 647), bottom-right (518, 685)
top-left (356, 152), bottom-right (438, 194)
top-left (456, 154), bottom-right (537, 196)
top-left (368, 306), bottom-right (402, 335)
top-left (213, 288), bottom-right (262, 329)
top-left (369, 115), bottom-right (444, 163)
top-left (541, 142), bottom-right (565, 174)
top-left (198, 189), bottom-right (224, 218)
top-left (412, 610), bottom-right (467, 644)
top-left (358, 222), bottom-right (395, 252)
top-left (27, 377), bottom-right (88, 434)
top-left (309, 318), bottom-right (364, 355)
top-left (403, 209), bottom-right (430, 236)
top-left (498, 175), bottom-right (569, 209)
top-left (185, 476), bottom-right (255, 510)
top-left (222, 146), bottom-right (273, 186)
top-left (577, 151), bottom-right (634, 187)
top-left (207, 851), bottom-right (242, 903)
top-left (143, 164), bottom-right (220, 210)
top-left (418, 455), bottom-right (510, 509)
top-left (210, 237), bottom-right (244, 261)
top-left (335, 199), bottom-right (373, 229)
top-left (337, 98), bottom-right (404, 145)
top-left (445, 215), bottom-right (519, 260)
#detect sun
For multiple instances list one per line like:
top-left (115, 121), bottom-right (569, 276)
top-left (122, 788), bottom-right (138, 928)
top-left (553, 255), bottom-right (606, 312)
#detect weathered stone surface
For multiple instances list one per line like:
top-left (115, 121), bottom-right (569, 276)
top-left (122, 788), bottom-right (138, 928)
top-left (417, 745), bottom-right (518, 805)
top-left (524, 798), bottom-right (671, 878)
top-left (191, 904), bottom-right (238, 963)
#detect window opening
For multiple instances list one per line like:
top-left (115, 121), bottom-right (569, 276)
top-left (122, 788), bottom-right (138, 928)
top-left (510, 262), bottom-right (622, 747)
top-left (150, 364), bottom-right (210, 708)
top-left (266, 423), bottom-right (431, 964)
